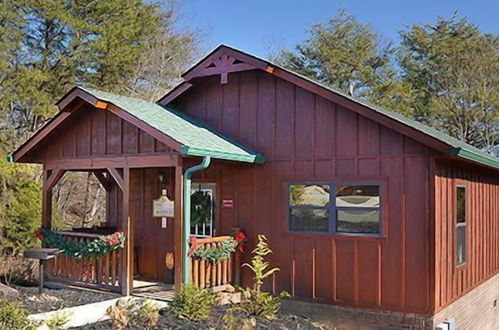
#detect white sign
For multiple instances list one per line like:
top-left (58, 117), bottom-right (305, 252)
top-left (153, 189), bottom-right (174, 218)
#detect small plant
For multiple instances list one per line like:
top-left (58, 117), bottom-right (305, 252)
top-left (137, 299), bottom-right (160, 327)
top-left (243, 235), bottom-right (280, 292)
top-left (169, 285), bottom-right (215, 322)
top-left (0, 299), bottom-right (35, 330)
top-left (45, 311), bottom-right (71, 330)
top-left (240, 235), bottom-right (289, 320)
top-left (106, 298), bottom-right (160, 330)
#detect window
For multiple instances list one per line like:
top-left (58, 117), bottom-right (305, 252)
top-left (191, 183), bottom-right (216, 237)
top-left (288, 183), bottom-right (381, 235)
top-left (456, 185), bottom-right (466, 266)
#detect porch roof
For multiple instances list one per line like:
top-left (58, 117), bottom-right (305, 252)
top-left (13, 86), bottom-right (265, 164)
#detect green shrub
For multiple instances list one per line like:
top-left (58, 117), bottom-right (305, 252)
top-left (0, 299), bottom-right (35, 330)
top-left (45, 311), bottom-right (71, 330)
top-left (170, 285), bottom-right (215, 322)
top-left (106, 298), bottom-right (160, 330)
top-left (240, 235), bottom-right (289, 320)
top-left (240, 289), bottom-right (290, 320)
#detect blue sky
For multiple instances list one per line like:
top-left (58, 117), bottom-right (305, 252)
top-left (182, 0), bottom-right (499, 58)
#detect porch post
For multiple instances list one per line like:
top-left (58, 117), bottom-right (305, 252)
top-left (41, 167), bottom-right (52, 230)
top-left (173, 161), bottom-right (183, 288)
top-left (120, 167), bottom-right (133, 295)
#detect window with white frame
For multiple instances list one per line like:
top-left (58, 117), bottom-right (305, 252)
top-left (190, 183), bottom-right (216, 237)
top-left (456, 185), bottom-right (466, 266)
top-left (288, 183), bottom-right (381, 235)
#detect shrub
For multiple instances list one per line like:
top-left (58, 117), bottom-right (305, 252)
top-left (240, 289), bottom-right (290, 320)
top-left (45, 311), bottom-right (71, 330)
top-left (106, 298), bottom-right (160, 330)
top-left (0, 252), bottom-right (37, 286)
top-left (240, 235), bottom-right (289, 320)
top-left (169, 285), bottom-right (215, 322)
top-left (0, 299), bottom-right (35, 330)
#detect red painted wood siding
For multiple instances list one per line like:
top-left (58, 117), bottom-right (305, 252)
top-left (171, 70), bottom-right (435, 313)
top-left (32, 104), bottom-right (173, 160)
top-left (434, 161), bottom-right (499, 312)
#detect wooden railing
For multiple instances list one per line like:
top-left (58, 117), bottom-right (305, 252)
top-left (46, 231), bottom-right (121, 292)
top-left (189, 236), bottom-right (240, 291)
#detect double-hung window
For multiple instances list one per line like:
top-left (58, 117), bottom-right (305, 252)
top-left (288, 183), bottom-right (381, 235)
top-left (455, 185), bottom-right (467, 266)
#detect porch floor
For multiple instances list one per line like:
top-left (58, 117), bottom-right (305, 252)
top-left (133, 279), bottom-right (175, 301)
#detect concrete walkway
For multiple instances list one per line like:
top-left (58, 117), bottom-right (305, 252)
top-left (28, 296), bottom-right (168, 329)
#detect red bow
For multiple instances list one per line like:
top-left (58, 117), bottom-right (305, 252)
top-left (234, 231), bottom-right (247, 253)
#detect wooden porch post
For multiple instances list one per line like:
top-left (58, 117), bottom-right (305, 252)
top-left (42, 167), bottom-right (52, 230)
top-left (174, 161), bottom-right (183, 288)
top-left (119, 167), bottom-right (133, 295)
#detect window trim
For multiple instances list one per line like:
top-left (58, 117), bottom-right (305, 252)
top-left (455, 184), bottom-right (467, 268)
top-left (287, 181), bottom-right (383, 237)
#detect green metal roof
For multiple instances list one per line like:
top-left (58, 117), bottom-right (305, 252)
top-left (79, 87), bottom-right (265, 164)
top-left (272, 62), bottom-right (499, 169)
top-left (175, 44), bottom-right (499, 170)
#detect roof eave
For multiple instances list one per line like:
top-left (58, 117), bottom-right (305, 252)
top-left (450, 147), bottom-right (499, 170)
top-left (181, 146), bottom-right (266, 164)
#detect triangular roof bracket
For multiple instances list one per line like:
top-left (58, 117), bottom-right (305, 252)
top-left (182, 46), bottom-right (269, 84)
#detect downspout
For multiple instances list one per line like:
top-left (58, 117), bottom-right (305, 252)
top-left (182, 156), bottom-right (211, 284)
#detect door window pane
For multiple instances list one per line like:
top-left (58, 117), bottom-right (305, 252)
top-left (191, 183), bottom-right (216, 237)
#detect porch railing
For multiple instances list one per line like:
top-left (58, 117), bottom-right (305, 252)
top-left (189, 236), bottom-right (240, 291)
top-left (46, 231), bottom-right (121, 292)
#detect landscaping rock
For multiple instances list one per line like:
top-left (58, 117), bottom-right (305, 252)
top-left (0, 282), bottom-right (19, 298)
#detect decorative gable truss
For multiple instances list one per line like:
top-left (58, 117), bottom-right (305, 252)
top-left (183, 47), bottom-right (270, 84)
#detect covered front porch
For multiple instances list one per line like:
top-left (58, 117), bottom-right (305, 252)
top-left (12, 87), bottom-right (264, 297)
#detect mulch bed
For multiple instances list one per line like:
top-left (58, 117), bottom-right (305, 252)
top-left (9, 284), bottom-right (120, 314)
top-left (73, 304), bottom-right (324, 329)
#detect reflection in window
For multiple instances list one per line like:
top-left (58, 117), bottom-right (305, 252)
top-left (335, 185), bottom-right (380, 234)
top-left (289, 185), bottom-right (330, 232)
top-left (288, 183), bottom-right (381, 235)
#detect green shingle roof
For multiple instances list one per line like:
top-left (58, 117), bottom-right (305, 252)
top-left (79, 87), bottom-right (265, 164)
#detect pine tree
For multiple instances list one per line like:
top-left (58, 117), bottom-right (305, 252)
top-left (399, 15), bottom-right (498, 154)
top-left (273, 9), bottom-right (396, 100)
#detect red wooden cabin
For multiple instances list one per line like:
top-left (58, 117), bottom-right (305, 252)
top-left (13, 45), bottom-right (499, 329)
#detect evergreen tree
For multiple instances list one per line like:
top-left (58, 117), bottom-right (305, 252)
top-left (273, 9), bottom-right (396, 100)
top-left (399, 15), bottom-right (498, 154)
top-left (0, 0), bottom-right (199, 250)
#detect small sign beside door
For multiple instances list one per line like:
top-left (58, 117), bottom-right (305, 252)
top-left (153, 189), bottom-right (174, 218)
top-left (222, 199), bottom-right (234, 208)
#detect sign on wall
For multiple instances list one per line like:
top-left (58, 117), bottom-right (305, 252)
top-left (222, 199), bottom-right (234, 208)
top-left (153, 189), bottom-right (174, 218)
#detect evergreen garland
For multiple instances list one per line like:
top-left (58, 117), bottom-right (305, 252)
top-left (191, 237), bottom-right (236, 263)
top-left (35, 228), bottom-right (125, 260)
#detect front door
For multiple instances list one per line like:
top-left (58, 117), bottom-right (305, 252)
top-left (191, 183), bottom-right (216, 237)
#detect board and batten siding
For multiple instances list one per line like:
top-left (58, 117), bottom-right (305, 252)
top-left (434, 161), bottom-right (499, 312)
top-left (171, 70), bottom-right (436, 313)
top-left (33, 104), bottom-right (174, 161)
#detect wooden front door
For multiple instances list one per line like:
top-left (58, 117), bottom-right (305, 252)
top-left (131, 168), bottom-right (175, 283)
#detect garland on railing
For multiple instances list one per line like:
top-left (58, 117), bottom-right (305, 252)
top-left (190, 237), bottom-right (236, 263)
top-left (35, 228), bottom-right (125, 260)
top-left (188, 229), bottom-right (248, 263)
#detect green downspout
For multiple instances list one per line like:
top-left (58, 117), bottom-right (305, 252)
top-left (182, 156), bottom-right (211, 284)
